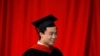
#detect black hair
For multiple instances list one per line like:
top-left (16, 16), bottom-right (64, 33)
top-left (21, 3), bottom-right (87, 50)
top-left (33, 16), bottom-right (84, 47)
top-left (38, 21), bottom-right (55, 33)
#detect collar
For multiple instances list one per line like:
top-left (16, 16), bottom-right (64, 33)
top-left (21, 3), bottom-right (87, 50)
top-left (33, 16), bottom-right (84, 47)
top-left (37, 41), bottom-right (44, 45)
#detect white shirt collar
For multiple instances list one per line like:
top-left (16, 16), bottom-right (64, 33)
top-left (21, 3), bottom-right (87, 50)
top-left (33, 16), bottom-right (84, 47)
top-left (37, 41), bottom-right (44, 45)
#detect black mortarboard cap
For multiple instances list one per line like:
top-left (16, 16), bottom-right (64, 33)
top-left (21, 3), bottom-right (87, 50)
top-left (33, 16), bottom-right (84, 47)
top-left (32, 14), bottom-right (57, 28)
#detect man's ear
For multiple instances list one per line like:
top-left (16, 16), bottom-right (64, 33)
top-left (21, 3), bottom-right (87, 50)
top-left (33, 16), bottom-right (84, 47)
top-left (39, 32), bottom-right (44, 36)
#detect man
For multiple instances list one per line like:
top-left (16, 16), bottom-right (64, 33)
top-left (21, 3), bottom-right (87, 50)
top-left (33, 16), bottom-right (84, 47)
top-left (23, 14), bottom-right (63, 56)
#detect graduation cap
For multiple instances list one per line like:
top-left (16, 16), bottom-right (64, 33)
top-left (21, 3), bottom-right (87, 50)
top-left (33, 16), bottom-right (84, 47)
top-left (32, 15), bottom-right (57, 28)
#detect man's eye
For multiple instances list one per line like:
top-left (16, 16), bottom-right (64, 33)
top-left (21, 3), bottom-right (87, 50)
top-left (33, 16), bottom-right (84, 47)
top-left (50, 33), bottom-right (53, 35)
top-left (49, 32), bottom-right (57, 35)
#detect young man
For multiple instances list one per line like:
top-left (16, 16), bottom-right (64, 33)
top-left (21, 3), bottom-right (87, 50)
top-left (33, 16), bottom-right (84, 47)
top-left (23, 15), bottom-right (63, 56)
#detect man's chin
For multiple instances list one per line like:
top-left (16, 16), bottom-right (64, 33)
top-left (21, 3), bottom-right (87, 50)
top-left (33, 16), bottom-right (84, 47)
top-left (48, 42), bottom-right (54, 46)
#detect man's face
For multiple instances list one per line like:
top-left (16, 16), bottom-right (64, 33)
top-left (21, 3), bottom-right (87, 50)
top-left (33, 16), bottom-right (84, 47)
top-left (40, 26), bottom-right (57, 46)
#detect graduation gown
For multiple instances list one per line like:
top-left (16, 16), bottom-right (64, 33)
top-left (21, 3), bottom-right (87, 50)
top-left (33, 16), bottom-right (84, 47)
top-left (23, 44), bottom-right (63, 56)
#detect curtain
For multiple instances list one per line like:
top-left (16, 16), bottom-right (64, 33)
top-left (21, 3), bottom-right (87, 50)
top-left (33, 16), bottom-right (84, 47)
top-left (0, 0), bottom-right (100, 56)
